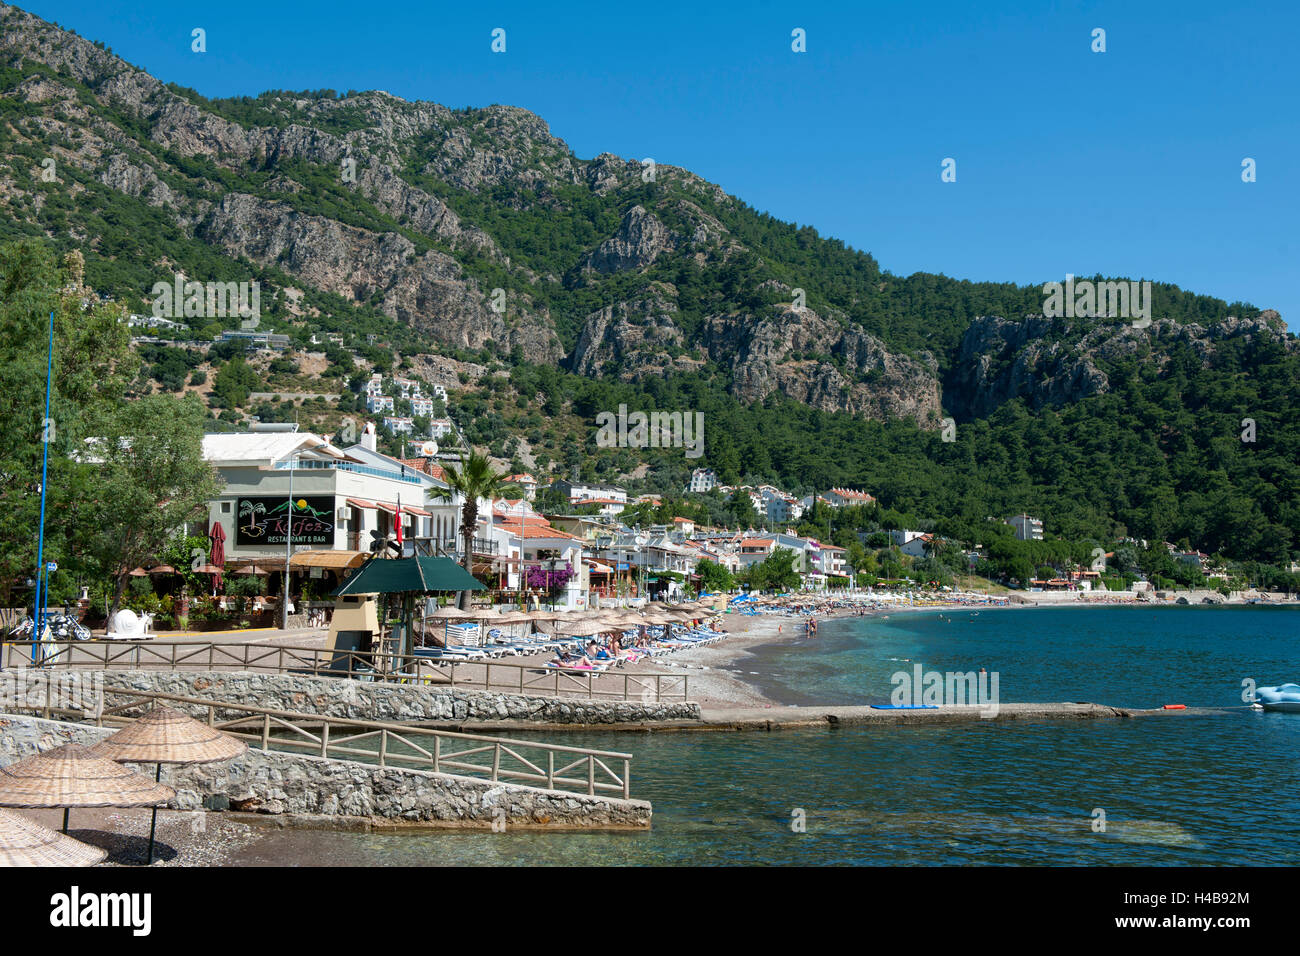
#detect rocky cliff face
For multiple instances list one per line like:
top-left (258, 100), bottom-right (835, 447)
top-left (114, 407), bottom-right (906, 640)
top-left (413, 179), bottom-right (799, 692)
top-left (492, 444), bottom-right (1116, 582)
top-left (581, 205), bottom-right (674, 274)
top-left (947, 312), bottom-right (1293, 420)
top-left (570, 283), bottom-right (942, 424)
top-left (701, 306), bottom-right (941, 422)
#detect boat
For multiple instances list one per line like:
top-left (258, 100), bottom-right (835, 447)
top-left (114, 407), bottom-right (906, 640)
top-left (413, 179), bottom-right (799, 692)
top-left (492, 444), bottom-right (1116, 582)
top-left (1254, 684), bottom-right (1300, 713)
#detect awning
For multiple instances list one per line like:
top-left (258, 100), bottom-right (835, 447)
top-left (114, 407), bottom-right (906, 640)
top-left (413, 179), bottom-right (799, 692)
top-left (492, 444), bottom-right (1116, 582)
top-left (374, 501), bottom-right (396, 515)
top-left (333, 556), bottom-right (487, 595)
top-left (346, 498), bottom-right (377, 510)
top-left (290, 550), bottom-right (369, 570)
top-left (401, 504), bottom-right (431, 517)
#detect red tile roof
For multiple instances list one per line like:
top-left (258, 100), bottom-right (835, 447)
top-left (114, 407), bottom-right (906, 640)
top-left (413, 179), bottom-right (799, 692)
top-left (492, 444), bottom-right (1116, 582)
top-left (394, 457), bottom-right (446, 480)
top-left (494, 520), bottom-right (582, 541)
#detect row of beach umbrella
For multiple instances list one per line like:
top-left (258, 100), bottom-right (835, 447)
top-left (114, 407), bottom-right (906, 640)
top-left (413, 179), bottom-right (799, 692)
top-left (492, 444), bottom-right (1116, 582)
top-left (425, 603), bottom-right (716, 635)
top-left (0, 707), bottom-right (245, 867)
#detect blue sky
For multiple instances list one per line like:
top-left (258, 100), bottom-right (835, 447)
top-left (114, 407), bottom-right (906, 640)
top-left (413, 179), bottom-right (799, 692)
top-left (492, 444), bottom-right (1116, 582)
top-left (23, 0), bottom-right (1300, 329)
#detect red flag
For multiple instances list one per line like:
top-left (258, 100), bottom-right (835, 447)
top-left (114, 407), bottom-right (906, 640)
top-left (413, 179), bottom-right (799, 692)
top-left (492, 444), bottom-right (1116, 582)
top-left (395, 495), bottom-right (403, 546)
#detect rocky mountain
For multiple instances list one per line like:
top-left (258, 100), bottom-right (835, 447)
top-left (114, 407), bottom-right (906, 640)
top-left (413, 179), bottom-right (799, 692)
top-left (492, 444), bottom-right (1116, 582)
top-left (946, 312), bottom-right (1289, 421)
top-left (0, 2), bottom-right (1291, 431)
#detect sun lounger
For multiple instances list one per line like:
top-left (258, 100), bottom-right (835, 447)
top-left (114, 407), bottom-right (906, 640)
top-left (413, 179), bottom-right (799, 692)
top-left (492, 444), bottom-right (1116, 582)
top-left (544, 659), bottom-right (609, 673)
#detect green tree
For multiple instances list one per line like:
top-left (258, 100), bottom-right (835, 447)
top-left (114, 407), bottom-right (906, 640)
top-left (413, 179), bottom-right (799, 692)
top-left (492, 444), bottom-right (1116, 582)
top-left (79, 392), bottom-right (223, 624)
top-left (210, 355), bottom-right (260, 408)
top-left (696, 558), bottom-right (734, 593)
top-left (0, 242), bottom-right (137, 606)
top-left (743, 547), bottom-right (802, 592)
top-left (428, 452), bottom-right (511, 609)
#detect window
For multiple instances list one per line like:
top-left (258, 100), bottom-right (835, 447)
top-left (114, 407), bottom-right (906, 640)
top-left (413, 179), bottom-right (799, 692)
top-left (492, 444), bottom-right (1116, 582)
top-left (221, 502), bottom-right (231, 513)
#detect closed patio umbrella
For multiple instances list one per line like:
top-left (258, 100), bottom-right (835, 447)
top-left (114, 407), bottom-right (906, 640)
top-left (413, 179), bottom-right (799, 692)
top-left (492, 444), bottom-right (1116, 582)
top-left (0, 808), bottom-right (107, 867)
top-left (208, 522), bottom-right (225, 591)
top-left (92, 706), bottom-right (246, 864)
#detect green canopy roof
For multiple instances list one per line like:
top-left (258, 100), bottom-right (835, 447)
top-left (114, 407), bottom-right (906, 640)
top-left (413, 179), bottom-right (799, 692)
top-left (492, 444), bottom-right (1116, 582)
top-left (333, 557), bottom-right (487, 596)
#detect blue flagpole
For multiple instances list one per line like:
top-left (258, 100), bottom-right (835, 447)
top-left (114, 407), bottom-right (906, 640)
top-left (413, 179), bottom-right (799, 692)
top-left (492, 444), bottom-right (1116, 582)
top-left (33, 309), bottom-right (54, 662)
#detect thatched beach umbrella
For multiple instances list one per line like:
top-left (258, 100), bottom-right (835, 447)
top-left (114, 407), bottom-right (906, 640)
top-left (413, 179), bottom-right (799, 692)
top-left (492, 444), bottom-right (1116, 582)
top-left (428, 605), bottom-right (478, 619)
top-left (487, 610), bottom-right (533, 635)
top-left (0, 743), bottom-right (174, 835)
top-left (92, 706), bottom-right (247, 864)
top-left (598, 611), bottom-right (643, 629)
top-left (552, 614), bottom-right (605, 634)
top-left (492, 611), bottom-right (533, 625)
top-left (0, 808), bottom-right (107, 867)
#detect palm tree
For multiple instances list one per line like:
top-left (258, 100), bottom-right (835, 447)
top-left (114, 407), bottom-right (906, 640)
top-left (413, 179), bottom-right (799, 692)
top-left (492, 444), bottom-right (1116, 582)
top-left (428, 452), bottom-right (517, 609)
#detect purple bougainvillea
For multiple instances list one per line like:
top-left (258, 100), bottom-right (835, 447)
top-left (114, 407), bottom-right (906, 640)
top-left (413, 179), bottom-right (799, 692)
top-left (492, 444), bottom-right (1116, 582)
top-left (525, 565), bottom-right (574, 590)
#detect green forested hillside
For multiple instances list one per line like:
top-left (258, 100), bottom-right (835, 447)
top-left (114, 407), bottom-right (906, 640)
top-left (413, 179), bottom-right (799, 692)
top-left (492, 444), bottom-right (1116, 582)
top-left (0, 3), bottom-right (1296, 580)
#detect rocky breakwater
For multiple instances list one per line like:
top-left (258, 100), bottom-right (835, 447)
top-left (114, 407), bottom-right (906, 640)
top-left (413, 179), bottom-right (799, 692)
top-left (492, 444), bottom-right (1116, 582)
top-left (0, 714), bottom-right (652, 831)
top-left (96, 671), bottom-right (701, 725)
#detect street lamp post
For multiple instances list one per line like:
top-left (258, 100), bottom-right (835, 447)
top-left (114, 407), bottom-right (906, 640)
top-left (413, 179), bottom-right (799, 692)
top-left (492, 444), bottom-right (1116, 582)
top-left (281, 461), bottom-right (293, 630)
top-left (33, 310), bottom-right (54, 660)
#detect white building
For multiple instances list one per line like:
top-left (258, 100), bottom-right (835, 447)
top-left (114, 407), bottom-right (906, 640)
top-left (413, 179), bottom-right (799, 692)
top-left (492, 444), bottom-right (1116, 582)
top-left (900, 534), bottom-right (934, 559)
top-left (820, 544), bottom-right (847, 577)
top-left (825, 487), bottom-right (877, 508)
top-left (687, 468), bottom-right (718, 493)
top-left (365, 394), bottom-right (394, 413)
top-left (737, 537), bottom-right (777, 569)
top-left (765, 496), bottom-right (804, 524)
top-left (383, 416), bottom-right (415, 435)
top-left (504, 473), bottom-right (539, 501)
top-left (578, 497), bottom-right (626, 517)
top-left (202, 429), bottom-right (445, 569)
top-left (555, 480), bottom-right (628, 504)
top-left (393, 377), bottom-right (421, 400)
top-left (1006, 514), bottom-right (1044, 541)
top-left (889, 529), bottom-right (927, 547)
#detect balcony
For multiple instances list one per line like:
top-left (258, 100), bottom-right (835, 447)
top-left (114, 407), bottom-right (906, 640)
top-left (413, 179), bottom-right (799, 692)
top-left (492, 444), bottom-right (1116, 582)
top-left (436, 536), bottom-right (499, 556)
top-left (274, 459), bottom-right (422, 485)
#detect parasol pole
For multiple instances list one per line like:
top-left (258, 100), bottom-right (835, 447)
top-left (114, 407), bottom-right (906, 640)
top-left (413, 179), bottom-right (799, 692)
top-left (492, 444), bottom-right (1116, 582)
top-left (146, 762), bottom-right (161, 864)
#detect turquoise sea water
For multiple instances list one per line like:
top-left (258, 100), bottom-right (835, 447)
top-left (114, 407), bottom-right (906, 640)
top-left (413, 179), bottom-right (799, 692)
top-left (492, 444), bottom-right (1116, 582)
top-left (230, 606), bottom-right (1300, 866)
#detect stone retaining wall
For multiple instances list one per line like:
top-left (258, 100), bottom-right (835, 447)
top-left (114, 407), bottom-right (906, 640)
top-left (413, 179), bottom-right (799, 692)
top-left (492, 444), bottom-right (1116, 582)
top-left (93, 670), bottom-right (699, 724)
top-left (0, 713), bottom-right (651, 830)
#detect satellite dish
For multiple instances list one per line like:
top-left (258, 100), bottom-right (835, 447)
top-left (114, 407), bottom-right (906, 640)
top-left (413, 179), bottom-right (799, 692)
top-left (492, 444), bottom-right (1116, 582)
top-left (419, 440), bottom-right (438, 457)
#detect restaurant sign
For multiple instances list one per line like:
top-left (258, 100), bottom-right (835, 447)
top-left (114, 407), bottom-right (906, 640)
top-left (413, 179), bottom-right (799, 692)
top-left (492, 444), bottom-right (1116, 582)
top-left (236, 496), bottom-right (335, 546)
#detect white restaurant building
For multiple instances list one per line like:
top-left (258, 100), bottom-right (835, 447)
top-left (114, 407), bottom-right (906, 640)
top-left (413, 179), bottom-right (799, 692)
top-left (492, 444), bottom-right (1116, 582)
top-left (201, 429), bottom-right (461, 575)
